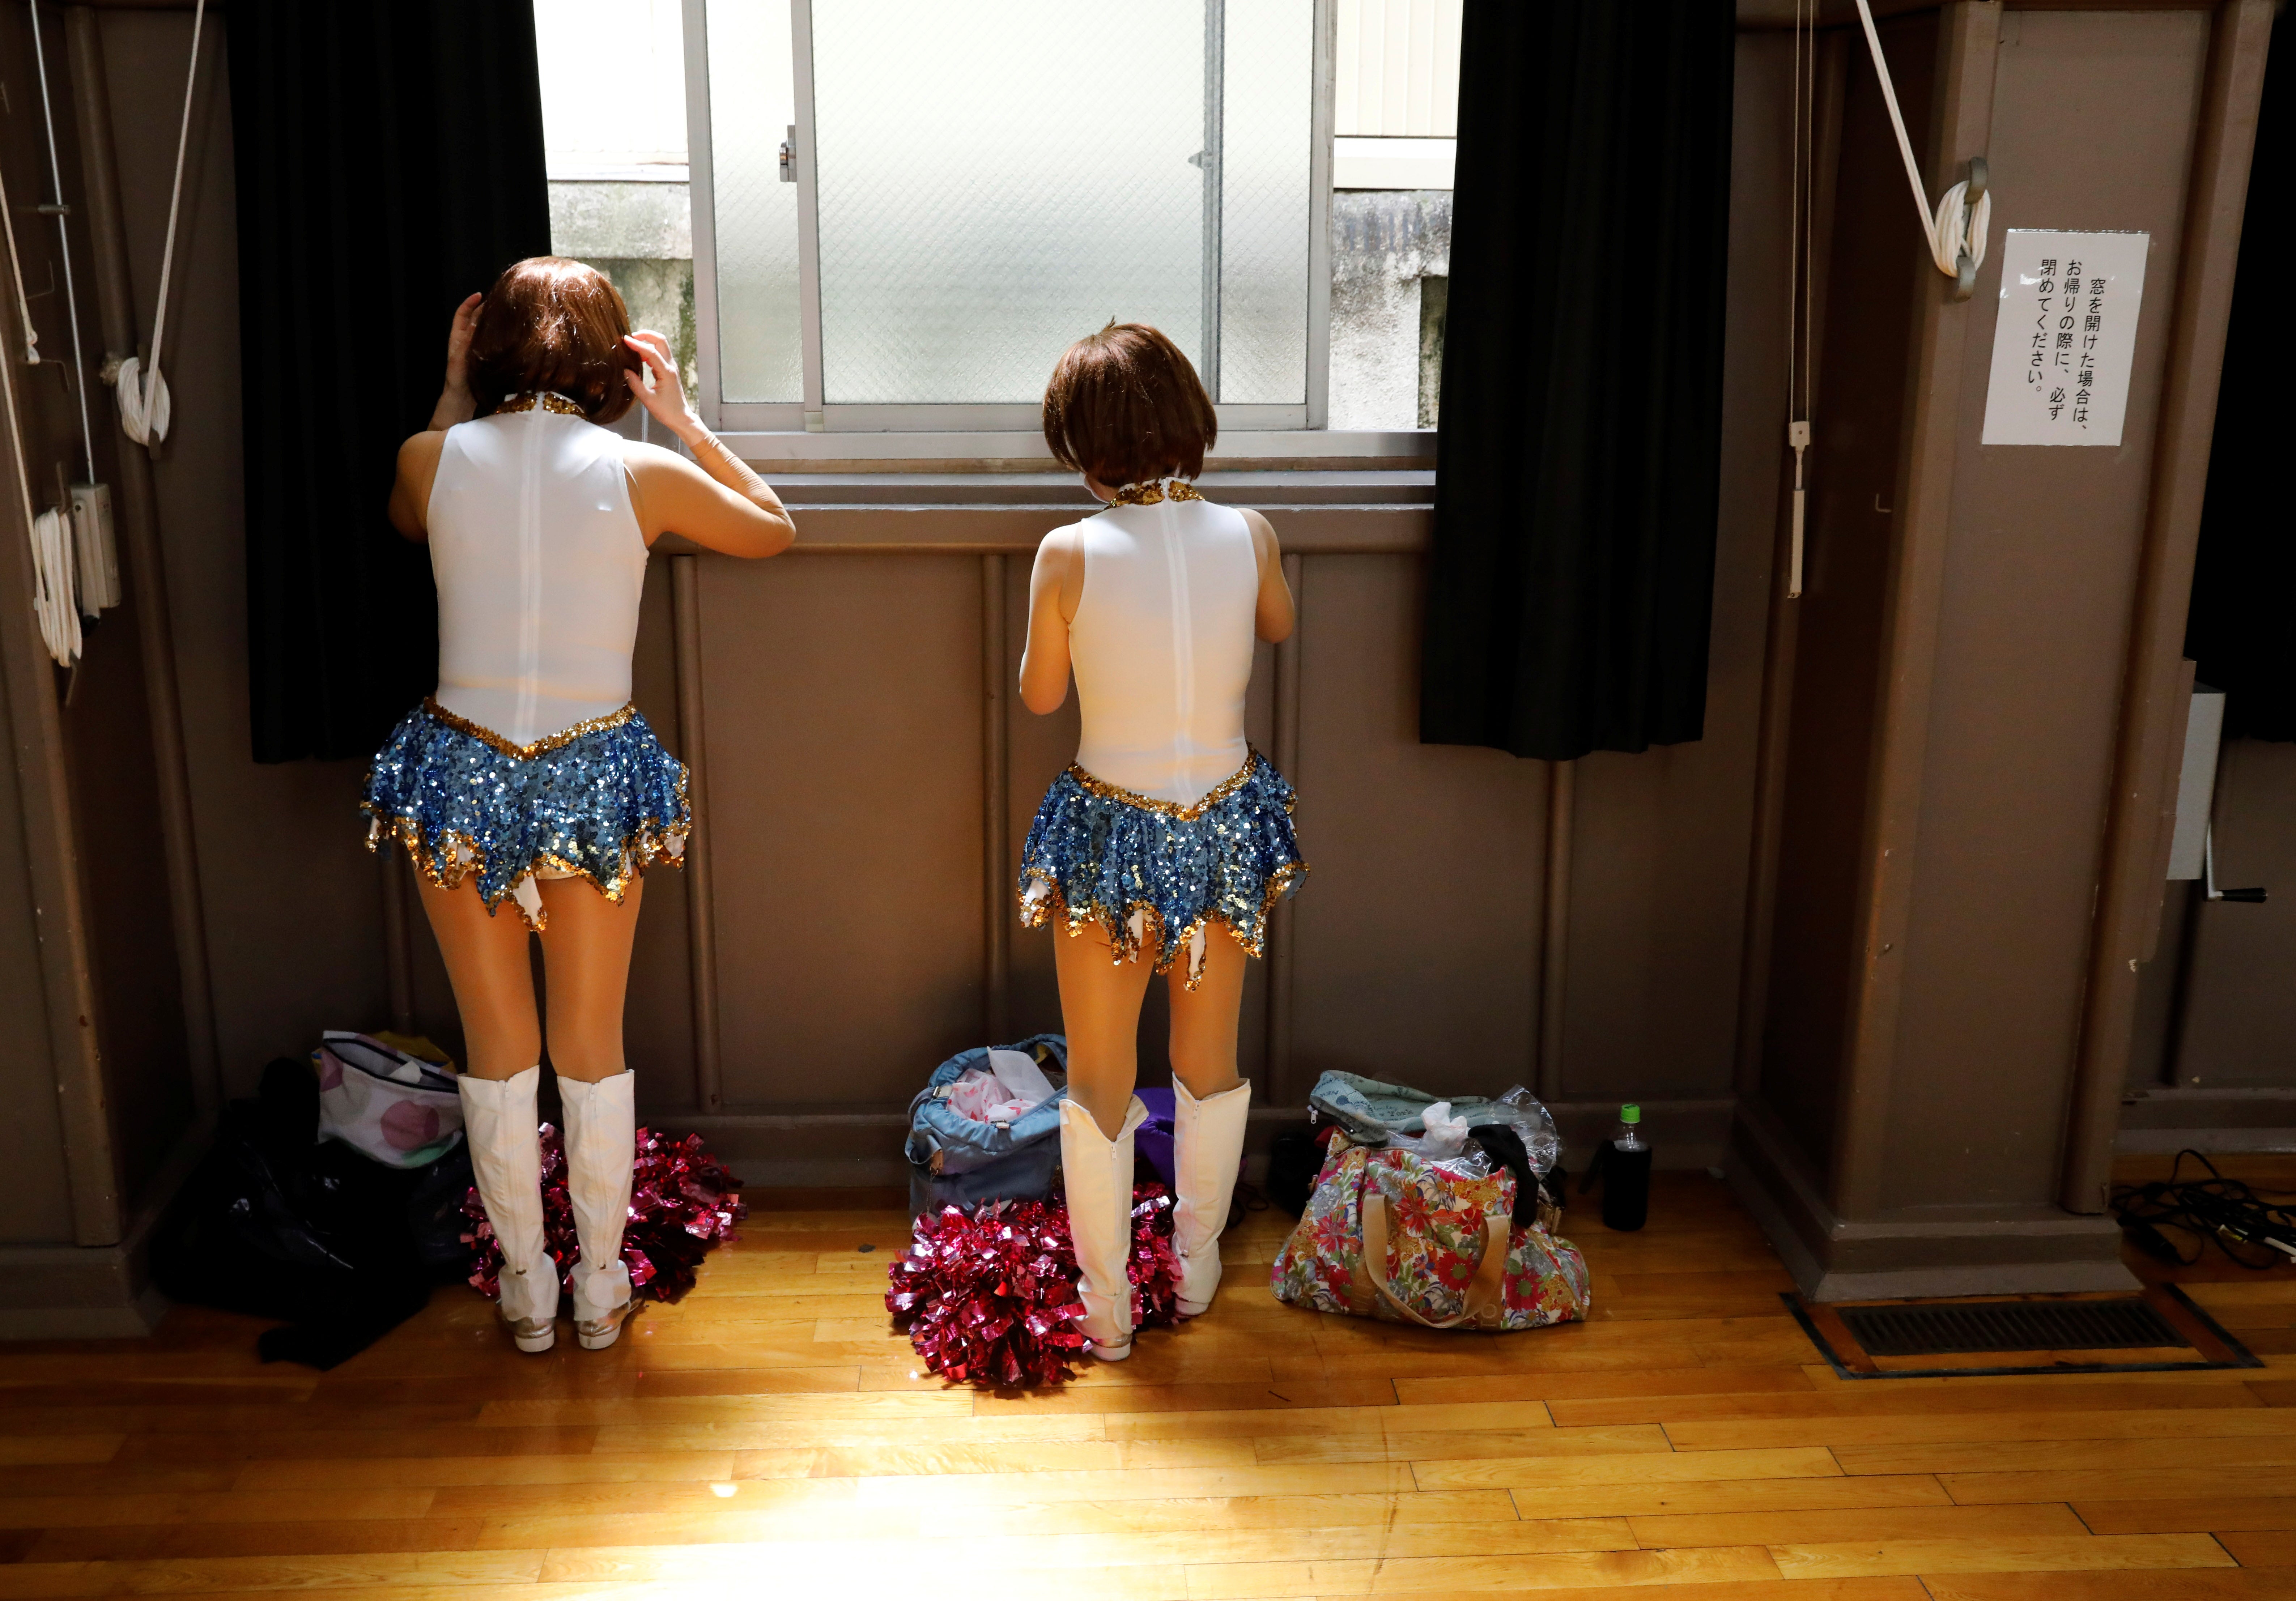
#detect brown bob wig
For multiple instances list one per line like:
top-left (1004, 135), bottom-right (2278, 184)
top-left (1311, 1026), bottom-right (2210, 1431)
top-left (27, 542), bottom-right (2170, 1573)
top-left (466, 257), bottom-right (642, 424)
top-left (1042, 323), bottom-right (1217, 489)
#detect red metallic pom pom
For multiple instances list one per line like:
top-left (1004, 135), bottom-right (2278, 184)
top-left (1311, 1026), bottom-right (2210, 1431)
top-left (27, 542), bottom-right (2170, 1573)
top-left (463, 1125), bottom-right (747, 1305)
top-left (885, 1181), bottom-right (1181, 1390)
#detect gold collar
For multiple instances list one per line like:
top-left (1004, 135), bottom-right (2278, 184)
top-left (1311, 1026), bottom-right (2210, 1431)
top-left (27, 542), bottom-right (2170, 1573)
top-left (1108, 478), bottom-right (1203, 507)
top-left (498, 392), bottom-right (586, 418)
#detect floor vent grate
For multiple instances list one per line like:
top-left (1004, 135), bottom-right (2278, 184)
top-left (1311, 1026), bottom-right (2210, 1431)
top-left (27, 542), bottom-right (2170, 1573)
top-left (1836, 1297), bottom-right (2180, 1356)
top-left (1782, 1285), bottom-right (2262, 1380)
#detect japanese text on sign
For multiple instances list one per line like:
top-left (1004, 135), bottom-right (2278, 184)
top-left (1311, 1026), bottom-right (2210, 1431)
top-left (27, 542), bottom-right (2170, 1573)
top-left (1981, 229), bottom-right (2149, 447)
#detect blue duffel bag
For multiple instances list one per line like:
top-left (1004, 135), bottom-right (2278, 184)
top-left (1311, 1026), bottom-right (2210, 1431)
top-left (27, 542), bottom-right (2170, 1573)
top-left (905, 1035), bottom-right (1069, 1216)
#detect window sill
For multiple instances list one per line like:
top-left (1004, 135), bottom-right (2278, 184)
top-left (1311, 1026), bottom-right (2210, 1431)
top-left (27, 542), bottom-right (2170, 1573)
top-left (653, 469), bottom-right (1434, 558)
top-left (710, 429), bottom-right (1436, 476)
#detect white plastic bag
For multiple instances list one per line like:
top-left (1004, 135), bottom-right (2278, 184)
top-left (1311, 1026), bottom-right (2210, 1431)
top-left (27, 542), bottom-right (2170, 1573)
top-left (313, 1032), bottom-right (463, 1168)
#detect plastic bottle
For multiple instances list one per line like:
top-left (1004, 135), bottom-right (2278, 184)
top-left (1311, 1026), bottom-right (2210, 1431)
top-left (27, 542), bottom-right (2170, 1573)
top-left (1601, 1103), bottom-right (1651, 1232)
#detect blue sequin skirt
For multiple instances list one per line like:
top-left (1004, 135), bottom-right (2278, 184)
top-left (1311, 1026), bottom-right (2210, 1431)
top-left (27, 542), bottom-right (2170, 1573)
top-left (1018, 750), bottom-right (1307, 988)
top-left (362, 698), bottom-right (688, 931)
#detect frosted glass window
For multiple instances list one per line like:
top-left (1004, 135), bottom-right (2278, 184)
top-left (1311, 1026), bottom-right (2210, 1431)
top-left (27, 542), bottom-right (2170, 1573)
top-left (707, 0), bottom-right (803, 403)
top-left (809, 1), bottom-right (1208, 405)
top-left (1220, 0), bottom-right (1315, 404)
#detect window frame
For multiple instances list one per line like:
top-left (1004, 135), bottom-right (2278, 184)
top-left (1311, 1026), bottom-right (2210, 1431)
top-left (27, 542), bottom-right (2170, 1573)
top-left (682, 0), bottom-right (1373, 456)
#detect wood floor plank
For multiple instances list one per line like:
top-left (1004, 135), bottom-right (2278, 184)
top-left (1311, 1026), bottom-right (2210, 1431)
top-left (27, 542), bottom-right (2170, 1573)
top-left (17, 1519), bottom-right (494, 1564)
top-left (1412, 1445), bottom-right (1841, 1491)
top-left (0, 1438), bottom-right (120, 1468)
top-left (1768, 1532), bottom-right (2235, 1579)
top-left (1507, 1476), bottom-right (1952, 1519)
top-left (229, 1454), bottom-right (743, 1491)
top-left (2218, 1530), bottom-right (2296, 1566)
top-left (1837, 1435), bottom-right (2296, 1477)
top-left (971, 1379), bottom-right (1402, 1415)
top-left (1097, 1400), bottom-right (1551, 1442)
top-left (1947, 1467), bottom-right (2296, 1504)
top-left (0, 1488), bottom-right (436, 1530)
top-left (1917, 1570), bottom-right (2296, 1600)
top-left (2074, 1497), bottom-right (2296, 1534)
top-left (1393, 1369), bottom-right (1817, 1406)
top-left (1625, 1502), bottom-right (2090, 1548)
top-left (1253, 1424), bottom-right (1665, 1466)
top-left (1668, 1407), bottom-right (2296, 1452)
top-left (1179, 1544), bottom-right (1783, 1596)
top-left (0, 1550), bottom-right (544, 1598)
top-left (1551, 1383), bottom-right (2264, 1428)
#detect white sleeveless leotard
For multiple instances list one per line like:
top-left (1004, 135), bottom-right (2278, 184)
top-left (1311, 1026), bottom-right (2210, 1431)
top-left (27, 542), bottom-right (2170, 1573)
top-left (1067, 493), bottom-right (1259, 808)
top-left (426, 406), bottom-right (646, 748)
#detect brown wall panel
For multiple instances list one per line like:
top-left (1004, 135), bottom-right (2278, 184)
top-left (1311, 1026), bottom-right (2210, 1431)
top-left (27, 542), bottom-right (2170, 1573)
top-left (700, 554), bottom-right (985, 1106)
top-left (1881, 7), bottom-right (2209, 1210)
top-left (1757, 12), bottom-right (1938, 1176)
top-left (1288, 555), bottom-right (1547, 1094)
top-left (0, 671), bottom-right (77, 1245)
top-left (622, 565), bottom-right (696, 1110)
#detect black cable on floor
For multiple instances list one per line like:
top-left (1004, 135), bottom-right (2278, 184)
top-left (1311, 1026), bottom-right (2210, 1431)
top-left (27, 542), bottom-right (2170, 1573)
top-left (2110, 1148), bottom-right (2296, 1270)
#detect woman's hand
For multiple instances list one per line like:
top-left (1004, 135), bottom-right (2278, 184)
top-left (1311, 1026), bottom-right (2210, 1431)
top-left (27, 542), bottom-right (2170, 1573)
top-left (622, 331), bottom-right (701, 441)
top-left (425, 292), bottom-right (482, 430)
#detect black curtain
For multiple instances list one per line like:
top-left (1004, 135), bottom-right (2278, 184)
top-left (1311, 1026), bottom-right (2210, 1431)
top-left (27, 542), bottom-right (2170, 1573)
top-left (2184, 13), bottom-right (2286, 739)
top-left (1420, 2), bottom-right (1735, 761)
top-left (232, 2), bottom-right (550, 762)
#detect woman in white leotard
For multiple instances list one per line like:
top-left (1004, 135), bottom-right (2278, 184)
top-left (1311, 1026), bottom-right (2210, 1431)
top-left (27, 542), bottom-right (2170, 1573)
top-left (1018, 323), bottom-right (1307, 1361)
top-left (367, 258), bottom-right (792, 1355)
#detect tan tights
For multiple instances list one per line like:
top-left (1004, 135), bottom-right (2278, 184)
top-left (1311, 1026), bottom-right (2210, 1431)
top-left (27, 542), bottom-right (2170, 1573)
top-left (416, 873), bottom-right (644, 1083)
top-left (1055, 919), bottom-right (1248, 1138)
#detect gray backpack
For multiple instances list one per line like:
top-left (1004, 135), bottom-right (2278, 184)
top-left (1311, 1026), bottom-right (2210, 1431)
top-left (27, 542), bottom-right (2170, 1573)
top-left (904, 1035), bottom-right (1069, 1216)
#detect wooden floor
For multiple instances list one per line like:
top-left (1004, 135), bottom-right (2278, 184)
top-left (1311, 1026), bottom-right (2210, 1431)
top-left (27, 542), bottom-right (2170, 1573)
top-left (8, 1159), bottom-right (2296, 1599)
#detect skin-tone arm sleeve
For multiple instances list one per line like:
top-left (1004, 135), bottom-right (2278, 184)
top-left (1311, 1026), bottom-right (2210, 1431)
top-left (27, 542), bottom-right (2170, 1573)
top-left (1019, 524), bottom-right (1080, 715)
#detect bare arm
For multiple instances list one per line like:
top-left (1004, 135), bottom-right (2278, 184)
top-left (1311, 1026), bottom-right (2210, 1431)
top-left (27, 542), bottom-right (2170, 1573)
top-left (1242, 507), bottom-right (1294, 643)
top-left (619, 331), bottom-right (795, 558)
top-left (1019, 524), bottom-right (1084, 715)
top-left (386, 292), bottom-right (481, 541)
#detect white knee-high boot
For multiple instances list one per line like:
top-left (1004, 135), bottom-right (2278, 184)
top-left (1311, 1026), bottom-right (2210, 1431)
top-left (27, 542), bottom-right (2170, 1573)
top-left (1059, 1095), bottom-right (1148, 1361)
top-left (457, 1067), bottom-right (557, 1352)
top-left (1172, 1078), bottom-right (1252, 1316)
top-left (557, 1070), bottom-right (637, 1350)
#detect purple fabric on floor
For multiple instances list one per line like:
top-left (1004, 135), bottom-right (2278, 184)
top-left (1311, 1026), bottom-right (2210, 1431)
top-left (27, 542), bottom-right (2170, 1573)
top-left (1135, 1086), bottom-right (1177, 1190)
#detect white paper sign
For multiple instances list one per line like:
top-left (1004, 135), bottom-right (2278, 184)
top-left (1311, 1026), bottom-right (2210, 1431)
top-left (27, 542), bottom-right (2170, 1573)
top-left (1980, 229), bottom-right (2150, 447)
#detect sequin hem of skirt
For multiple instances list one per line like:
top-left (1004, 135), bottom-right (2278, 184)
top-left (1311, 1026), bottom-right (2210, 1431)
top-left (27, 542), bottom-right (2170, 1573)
top-left (1016, 749), bottom-right (1307, 988)
top-left (360, 699), bottom-right (690, 932)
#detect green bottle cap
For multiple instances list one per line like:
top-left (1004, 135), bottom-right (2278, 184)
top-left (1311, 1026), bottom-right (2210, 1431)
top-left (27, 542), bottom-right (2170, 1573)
top-left (1620, 1103), bottom-right (1641, 1124)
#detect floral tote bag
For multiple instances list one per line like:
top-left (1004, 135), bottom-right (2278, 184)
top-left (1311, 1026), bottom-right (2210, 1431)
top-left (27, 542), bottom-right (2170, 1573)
top-left (1270, 1133), bottom-right (1591, 1331)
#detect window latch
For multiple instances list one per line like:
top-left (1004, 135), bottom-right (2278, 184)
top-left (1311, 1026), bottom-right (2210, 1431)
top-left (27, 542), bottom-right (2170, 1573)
top-left (779, 125), bottom-right (797, 183)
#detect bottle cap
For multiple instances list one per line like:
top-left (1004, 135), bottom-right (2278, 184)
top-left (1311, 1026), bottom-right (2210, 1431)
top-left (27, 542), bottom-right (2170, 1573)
top-left (1620, 1103), bottom-right (1641, 1125)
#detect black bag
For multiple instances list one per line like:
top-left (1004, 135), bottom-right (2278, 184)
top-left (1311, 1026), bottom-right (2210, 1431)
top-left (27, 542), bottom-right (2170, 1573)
top-left (1267, 1127), bottom-right (1326, 1215)
top-left (151, 1057), bottom-right (468, 1369)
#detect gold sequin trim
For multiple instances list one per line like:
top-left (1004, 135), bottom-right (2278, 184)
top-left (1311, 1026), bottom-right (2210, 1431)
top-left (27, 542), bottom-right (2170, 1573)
top-left (421, 697), bottom-right (638, 759)
top-left (1107, 478), bottom-right (1204, 507)
top-left (360, 766), bottom-right (691, 933)
top-left (1064, 749), bottom-right (1269, 821)
top-left (1016, 861), bottom-right (1309, 991)
top-left (497, 391), bottom-right (586, 417)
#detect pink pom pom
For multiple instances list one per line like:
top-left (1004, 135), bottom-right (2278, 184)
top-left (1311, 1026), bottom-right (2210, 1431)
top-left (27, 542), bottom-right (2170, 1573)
top-left (464, 1124), bottom-right (746, 1306)
top-left (885, 1180), bottom-right (1180, 1390)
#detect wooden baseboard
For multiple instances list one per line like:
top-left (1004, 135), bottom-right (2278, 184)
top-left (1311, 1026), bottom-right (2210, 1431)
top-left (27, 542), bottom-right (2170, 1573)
top-left (1728, 1098), bottom-right (2137, 1302)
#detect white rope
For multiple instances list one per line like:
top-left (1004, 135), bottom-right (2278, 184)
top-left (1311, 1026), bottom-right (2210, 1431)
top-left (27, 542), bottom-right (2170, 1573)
top-left (25, 0), bottom-right (95, 476)
top-left (118, 0), bottom-right (206, 447)
top-left (0, 159), bottom-right (38, 366)
top-left (1851, 0), bottom-right (1990, 288)
top-left (0, 148), bottom-right (77, 664)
